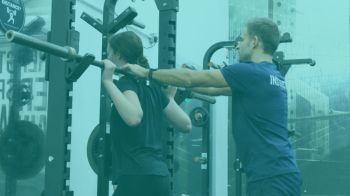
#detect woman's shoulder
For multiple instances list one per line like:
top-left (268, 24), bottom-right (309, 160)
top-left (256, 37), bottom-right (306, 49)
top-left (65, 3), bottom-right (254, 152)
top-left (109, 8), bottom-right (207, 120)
top-left (117, 75), bottom-right (139, 85)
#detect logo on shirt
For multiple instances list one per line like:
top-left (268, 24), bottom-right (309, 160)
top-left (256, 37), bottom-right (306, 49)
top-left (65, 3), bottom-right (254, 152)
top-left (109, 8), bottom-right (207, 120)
top-left (270, 75), bottom-right (286, 89)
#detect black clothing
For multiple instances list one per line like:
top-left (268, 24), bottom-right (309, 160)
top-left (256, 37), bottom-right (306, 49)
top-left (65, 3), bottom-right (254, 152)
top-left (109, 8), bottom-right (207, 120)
top-left (110, 76), bottom-right (170, 185)
top-left (112, 175), bottom-right (170, 196)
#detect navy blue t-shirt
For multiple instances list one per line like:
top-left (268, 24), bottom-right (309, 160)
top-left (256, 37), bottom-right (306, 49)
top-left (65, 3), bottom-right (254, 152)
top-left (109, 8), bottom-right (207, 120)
top-left (110, 76), bottom-right (170, 184)
top-left (220, 61), bottom-right (300, 182)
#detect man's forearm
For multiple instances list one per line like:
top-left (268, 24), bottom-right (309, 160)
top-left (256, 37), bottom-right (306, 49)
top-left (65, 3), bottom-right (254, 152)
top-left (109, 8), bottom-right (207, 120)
top-left (151, 68), bottom-right (194, 87)
top-left (151, 68), bottom-right (228, 88)
top-left (122, 63), bottom-right (228, 88)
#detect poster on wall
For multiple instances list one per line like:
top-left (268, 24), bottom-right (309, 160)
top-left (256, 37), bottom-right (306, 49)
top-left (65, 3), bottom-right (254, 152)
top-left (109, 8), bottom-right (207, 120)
top-left (0, 39), bottom-right (48, 133)
top-left (0, 0), bottom-right (25, 33)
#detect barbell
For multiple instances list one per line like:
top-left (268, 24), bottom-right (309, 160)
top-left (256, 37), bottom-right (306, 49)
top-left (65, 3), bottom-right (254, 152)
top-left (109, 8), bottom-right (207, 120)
top-left (6, 30), bottom-right (106, 70)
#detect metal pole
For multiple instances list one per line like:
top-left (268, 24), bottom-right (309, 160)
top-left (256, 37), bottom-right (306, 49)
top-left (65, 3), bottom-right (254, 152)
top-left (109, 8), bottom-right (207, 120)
top-left (5, 30), bottom-right (105, 68)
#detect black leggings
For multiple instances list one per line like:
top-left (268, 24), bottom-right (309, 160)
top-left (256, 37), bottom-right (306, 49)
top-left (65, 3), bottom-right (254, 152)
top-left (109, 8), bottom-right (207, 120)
top-left (112, 175), bottom-right (170, 196)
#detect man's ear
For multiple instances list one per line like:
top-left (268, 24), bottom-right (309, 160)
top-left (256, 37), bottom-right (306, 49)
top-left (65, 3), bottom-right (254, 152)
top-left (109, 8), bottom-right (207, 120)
top-left (252, 35), bottom-right (259, 48)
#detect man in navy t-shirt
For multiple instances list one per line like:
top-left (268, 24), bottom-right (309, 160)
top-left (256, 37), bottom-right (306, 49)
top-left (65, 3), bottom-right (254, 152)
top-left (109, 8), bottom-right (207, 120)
top-left (121, 18), bottom-right (302, 196)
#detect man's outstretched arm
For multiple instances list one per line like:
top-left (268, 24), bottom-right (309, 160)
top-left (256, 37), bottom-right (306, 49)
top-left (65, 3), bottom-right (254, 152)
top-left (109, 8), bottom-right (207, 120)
top-left (121, 64), bottom-right (228, 88)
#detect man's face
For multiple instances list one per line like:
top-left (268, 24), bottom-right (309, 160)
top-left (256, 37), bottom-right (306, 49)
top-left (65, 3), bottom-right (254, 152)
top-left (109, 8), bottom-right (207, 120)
top-left (237, 27), bottom-right (253, 62)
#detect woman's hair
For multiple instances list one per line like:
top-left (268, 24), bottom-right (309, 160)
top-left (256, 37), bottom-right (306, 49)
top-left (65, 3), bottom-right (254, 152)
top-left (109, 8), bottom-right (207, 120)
top-left (108, 31), bottom-right (150, 68)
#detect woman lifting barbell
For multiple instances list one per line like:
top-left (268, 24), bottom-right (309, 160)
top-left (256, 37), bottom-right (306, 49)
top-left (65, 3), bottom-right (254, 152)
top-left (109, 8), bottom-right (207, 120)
top-left (102, 31), bottom-right (192, 196)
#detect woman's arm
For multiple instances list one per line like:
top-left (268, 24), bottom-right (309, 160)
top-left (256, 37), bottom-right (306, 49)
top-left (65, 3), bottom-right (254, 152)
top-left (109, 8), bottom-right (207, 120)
top-left (162, 86), bottom-right (192, 132)
top-left (102, 60), bottom-right (143, 127)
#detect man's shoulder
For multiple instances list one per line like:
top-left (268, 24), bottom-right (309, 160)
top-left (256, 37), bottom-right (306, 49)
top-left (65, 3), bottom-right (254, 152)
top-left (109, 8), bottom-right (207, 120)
top-left (223, 62), bottom-right (256, 73)
top-left (233, 61), bottom-right (278, 74)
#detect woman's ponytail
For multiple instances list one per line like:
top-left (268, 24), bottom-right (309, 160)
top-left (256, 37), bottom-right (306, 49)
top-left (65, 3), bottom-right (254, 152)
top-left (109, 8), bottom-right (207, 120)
top-left (137, 56), bottom-right (150, 68)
